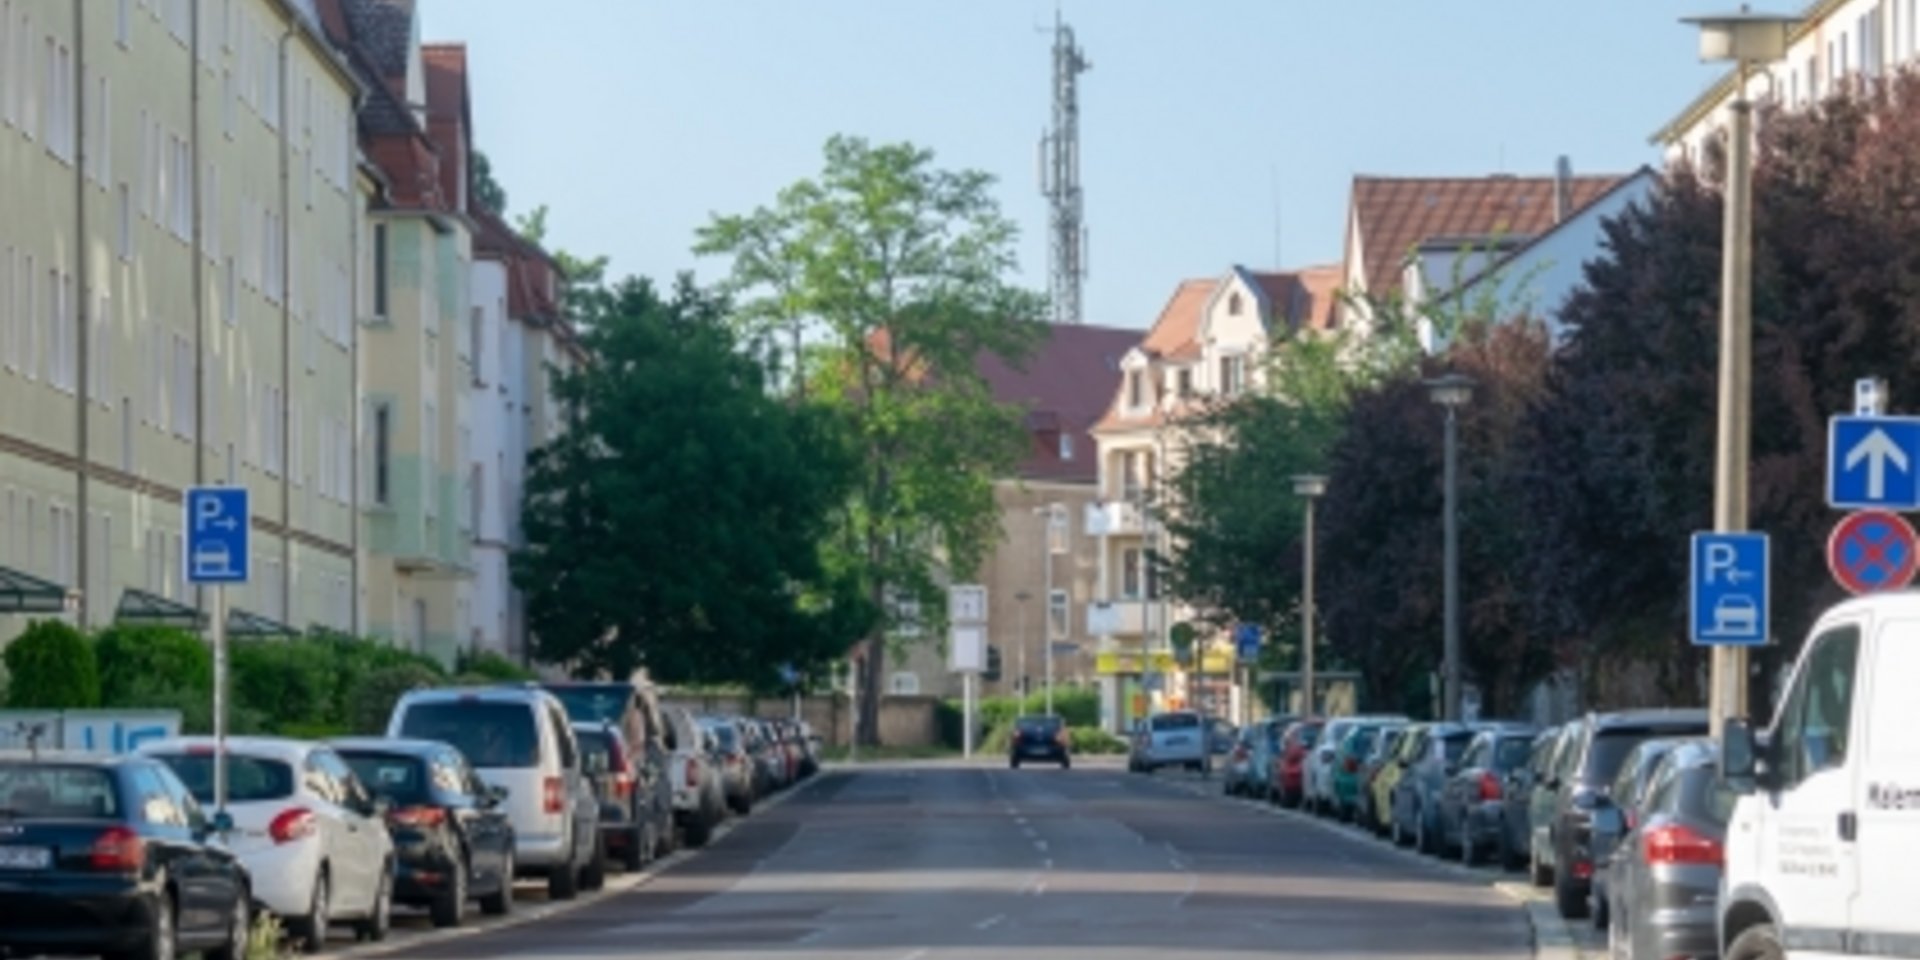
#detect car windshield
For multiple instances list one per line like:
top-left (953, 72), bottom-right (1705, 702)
top-left (151, 753), bottom-right (294, 804)
top-left (399, 702), bottom-right (540, 768)
top-left (340, 753), bottom-right (432, 805)
top-left (1296, 725), bottom-right (1322, 747)
top-left (548, 686), bottom-right (631, 726)
top-left (1346, 728), bottom-right (1377, 755)
top-left (0, 764), bottom-right (120, 818)
top-left (705, 724), bottom-right (740, 749)
top-left (1441, 732), bottom-right (1475, 761)
top-left (1151, 714), bottom-right (1199, 731)
top-left (1493, 737), bottom-right (1533, 771)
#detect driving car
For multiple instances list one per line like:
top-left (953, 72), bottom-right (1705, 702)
top-left (1009, 714), bottom-right (1071, 769)
top-left (331, 738), bottom-right (518, 928)
top-left (0, 751), bottom-right (254, 960)
top-left (387, 686), bottom-right (605, 900)
top-left (140, 736), bottom-right (396, 952)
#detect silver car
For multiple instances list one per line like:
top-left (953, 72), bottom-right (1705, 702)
top-left (1602, 740), bottom-right (1731, 960)
top-left (1129, 711), bottom-right (1208, 773)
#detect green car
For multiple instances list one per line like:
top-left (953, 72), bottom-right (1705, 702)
top-left (1331, 722), bottom-right (1399, 821)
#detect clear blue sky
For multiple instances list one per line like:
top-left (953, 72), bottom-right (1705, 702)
top-left (422, 0), bottom-right (1741, 331)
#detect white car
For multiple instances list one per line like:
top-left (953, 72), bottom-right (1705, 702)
top-left (662, 705), bottom-right (725, 848)
top-left (386, 686), bottom-right (604, 900)
top-left (1306, 715), bottom-right (1408, 814)
top-left (139, 736), bottom-right (395, 953)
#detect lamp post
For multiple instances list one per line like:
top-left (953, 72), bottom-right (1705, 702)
top-left (1015, 589), bottom-right (1032, 697)
top-left (1427, 373), bottom-right (1474, 722)
top-left (1292, 474), bottom-right (1327, 716)
top-left (1032, 504), bottom-right (1064, 714)
top-left (1681, 8), bottom-right (1795, 740)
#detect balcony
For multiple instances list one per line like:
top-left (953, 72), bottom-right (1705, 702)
top-left (1090, 500), bottom-right (1147, 537)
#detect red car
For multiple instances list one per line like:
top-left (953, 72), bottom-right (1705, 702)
top-left (1268, 719), bottom-right (1324, 808)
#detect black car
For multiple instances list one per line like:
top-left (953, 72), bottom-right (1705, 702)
top-left (1433, 725), bottom-right (1538, 864)
top-left (1009, 715), bottom-right (1070, 769)
top-left (1535, 709), bottom-right (1709, 919)
top-left (571, 724), bottom-right (657, 871)
top-left (332, 739), bottom-right (517, 928)
top-left (0, 751), bottom-right (252, 960)
top-left (544, 681), bottom-right (678, 861)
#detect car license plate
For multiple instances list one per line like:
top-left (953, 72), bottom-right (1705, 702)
top-left (0, 846), bottom-right (50, 869)
top-left (1166, 736), bottom-right (1190, 745)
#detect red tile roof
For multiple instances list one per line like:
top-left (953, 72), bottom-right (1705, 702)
top-left (978, 325), bottom-right (1142, 484)
top-left (1141, 279), bottom-right (1218, 359)
top-left (1297, 265), bottom-right (1344, 332)
top-left (420, 44), bottom-right (470, 215)
top-left (1349, 174), bottom-right (1626, 294)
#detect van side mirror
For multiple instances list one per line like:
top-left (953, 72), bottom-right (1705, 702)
top-left (1722, 718), bottom-right (1759, 794)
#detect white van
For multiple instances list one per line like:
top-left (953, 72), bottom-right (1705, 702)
top-left (1719, 591), bottom-right (1920, 959)
top-left (386, 686), bottom-right (604, 899)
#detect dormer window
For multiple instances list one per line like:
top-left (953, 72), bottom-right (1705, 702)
top-left (1059, 433), bottom-right (1074, 460)
top-left (1228, 292), bottom-right (1243, 316)
top-left (1127, 371), bottom-right (1143, 409)
top-left (1177, 369), bottom-right (1193, 398)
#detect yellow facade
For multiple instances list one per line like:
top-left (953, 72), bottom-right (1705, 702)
top-left (0, 0), bottom-right (361, 640)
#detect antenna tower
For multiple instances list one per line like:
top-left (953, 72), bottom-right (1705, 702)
top-left (1039, 10), bottom-right (1090, 325)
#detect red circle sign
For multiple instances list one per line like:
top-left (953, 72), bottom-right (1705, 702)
top-left (1828, 509), bottom-right (1920, 596)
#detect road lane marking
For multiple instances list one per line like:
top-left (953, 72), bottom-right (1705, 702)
top-left (974, 914), bottom-right (1007, 930)
top-left (899, 949), bottom-right (930, 960)
top-left (1175, 871), bottom-right (1199, 908)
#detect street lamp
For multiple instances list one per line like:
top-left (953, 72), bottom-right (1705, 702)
top-left (1427, 373), bottom-right (1474, 722)
top-left (1681, 7), bottom-right (1795, 738)
top-left (1015, 589), bottom-right (1032, 697)
top-left (1292, 474), bottom-right (1327, 716)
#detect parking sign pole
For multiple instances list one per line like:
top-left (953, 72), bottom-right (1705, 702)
top-left (212, 583), bottom-right (228, 813)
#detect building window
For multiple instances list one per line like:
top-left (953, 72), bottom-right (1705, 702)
top-left (1058, 432), bottom-right (1073, 461)
top-left (1122, 548), bottom-right (1142, 598)
top-left (372, 224), bottom-right (388, 318)
top-left (888, 671), bottom-right (921, 696)
top-left (469, 463), bottom-right (484, 533)
top-left (1048, 588), bottom-right (1069, 640)
top-left (372, 403), bottom-right (391, 505)
top-left (470, 306), bottom-right (484, 382)
top-left (423, 402), bottom-right (438, 519)
top-left (1219, 354), bottom-right (1245, 396)
top-left (1228, 291), bottom-right (1243, 316)
top-left (1126, 370), bottom-right (1142, 409)
top-left (1176, 368), bottom-right (1192, 397)
top-left (119, 397), bottom-right (132, 471)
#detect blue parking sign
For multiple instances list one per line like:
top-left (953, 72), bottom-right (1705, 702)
top-left (1689, 532), bottom-right (1768, 647)
top-left (184, 487), bottom-right (250, 585)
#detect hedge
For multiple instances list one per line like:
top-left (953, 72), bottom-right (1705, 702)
top-left (4, 620), bottom-right (100, 709)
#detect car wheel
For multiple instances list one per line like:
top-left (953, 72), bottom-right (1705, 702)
top-left (290, 870), bottom-right (330, 954)
top-left (430, 852), bottom-right (469, 928)
top-left (623, 823), bottom-right (648, 871)
top-left (737, 789), bottom-right (755, 816)
top-left (1529, 842), bottom-right (1553, 886)
top-left (1553, 866), bottom-right (1588, 919)
top-left (684, 813), bottom-right (715, 849)
top-left (1726, 923), bottom-right (1784, 960)
top-left (1010, 757), bottom-right (1021, 769)
top-left (355, 865), bottom-right (393, 942)
top-left (479, 850), bottom-right (515, 916)
top-left (581, 835), bottom-right (608, 893)
top-left (205, 887), bottom-right (248, 960)
top-left (1060, 756), bottom-right (1070, 770)
top-left (110, 888), bottom-right (176, 960)
top-left (549, 848), bottom-right (582, 900)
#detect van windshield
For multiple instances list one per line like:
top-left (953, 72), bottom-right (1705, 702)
top-left (399, 702), bottom-right (539, 768)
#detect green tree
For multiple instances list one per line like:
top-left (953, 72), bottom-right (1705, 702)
top-left (514, 204), bottom-right (611, 320)
top-left (697, 136), bottom-right (1047, 743)
top-left (472, 149), bottom-right (509, 216)
top-left (94, 625), bottom-right (211, 707)
top-left (3, 620), bottom-right (99, 709)
top-left (514, 275), bottom-right (875, 688)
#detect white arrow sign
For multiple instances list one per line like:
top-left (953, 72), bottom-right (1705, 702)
top-left (1846, 428), bottom-right (1911, 500)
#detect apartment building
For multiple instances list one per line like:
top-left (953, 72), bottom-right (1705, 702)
top-left (0, 0), bottom-right (363, 639)
top-left (1655, 0), bottom-right (1915, 162)
top-left (1088, 266), bottom-right (1339, 731)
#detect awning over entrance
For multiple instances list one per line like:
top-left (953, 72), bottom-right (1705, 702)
top-left (0, 565), bottom-right (74, 614)
top-left (113, 589), bottom-right (209, 630)
top-left (228, 607), bottom-right (300, 639)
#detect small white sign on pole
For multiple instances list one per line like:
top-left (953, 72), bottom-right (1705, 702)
top-left (948, 584), bottom-right (987, 625)
top-left (948, 624), bottom-right (986, 673)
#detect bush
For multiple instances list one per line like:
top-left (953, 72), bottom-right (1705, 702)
top-left (1067, 725), bottom-right (1127, 754)
top-left (347, 664), bottom-right (444, 735)
top-left (935, 699), bottom-right (965, 749)
top-left (455, 649), bottom-right (534, 683)
top-left (109, 674), bottom-right (214, 734)
top-left (317, 637), bottom-right (446, 726)
top-left (981, 721), bottom-right (1014, 755)
top-left (95, 626), bottom-right (211, 708)
top-left (3, 620), bottom-right (99, 708)
top-left (229, 641), bottom-right (337, 733)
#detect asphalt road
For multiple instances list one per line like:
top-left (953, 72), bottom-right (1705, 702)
top-left (356, 760), bottom-right (1533, 959)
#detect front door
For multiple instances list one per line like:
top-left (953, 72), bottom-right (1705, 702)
top-left (1848, 616), bottom-right (1920, 947)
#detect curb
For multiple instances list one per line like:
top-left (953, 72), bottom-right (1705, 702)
top-left (1153, 775), bottom-right (1595, 960)
top-left (319, 771), bottom-right (828, 960)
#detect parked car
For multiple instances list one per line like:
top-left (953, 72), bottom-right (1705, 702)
top-left (1503, 725), bottom-right (1568, 872)
top-left (1585, 736), bottom-right (1692, 927)
top-left (570, 723), bottom-right (657, 872)
top-left (1369, 723), bottom-right (1425, 835)
top-left (742, 719), bottom-right (788, 796)
top-left (1355, 724), bottom-right (1409, 831)
top-left (0, 750), bottom-right (253, 960)
top-left (1268, 719), bottom-right (1324, 808)
top-left (1433, 725), bottom-right (1537, 864)
top-left (1223, 724), bottom-right (1263, 797)
top-left (1009, 714), bottom-right (1071, 769)
top-left (331, 738), bottom-right (517, 928)
top-left (661, 705), bottom-right (726, 847)
top-left (1304, 717), bottom-right (1403, 816)
top-left (386, 686), bottom-right (604, 900)
top-left (140, 736), bottom-right (396, 952)
top-left (544, 680), bottom-right (678, 861)
top-left (1132, 711), bottom-right (1208, 773)
top-left (1603, 740), bottom-right (1731, 960)
top-left (796, 720), bottom-right (823, 777)
top-left (1244, 717), bottom-right (1293, 801)
top-left (1388, 721), bottom-right (1494, 853)
top-left (1207, 717), bottom-right (1237, 758)
top-left (699, 717), bottom-right (759, 812)
top-left (1325, 719), bottom-right (1405, 820)
top-left (1533, 708), bottom-right (1709, 919)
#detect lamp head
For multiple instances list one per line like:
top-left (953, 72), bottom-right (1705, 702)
top-left (1426, 373), bottom-right (1476, 409)
top-left (1681, 8), bottom-right (1797, 63)
top-left (1292, 474), bottom-right (1328, 499)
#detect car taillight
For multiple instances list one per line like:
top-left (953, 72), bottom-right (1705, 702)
top-left (685, 758), bottom-right (700, 788)
top-left (1057, 729), bottom-right (1070, 747)
top-left (269, 807), bottom-right (317, 845)
top-left (1479, 772), bottom-right (1502, 801)
top-left (1344, 756), bottom-right (1360, 773)
top-left (1642, 824), bottom-right (1723, 866)
top-left (388, 806), bottom-right (447, 829)
top-left (613, 773), bottom-right (635, 798)
top-left (543, 777), bottom-right (564, 814)
top-left (89, 826), bottom-right (145, 872)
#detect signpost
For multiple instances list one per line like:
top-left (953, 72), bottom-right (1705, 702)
top-left (1826, 415), bottom-right (1920, 510)
top-left (1827, 509), bottom-right (1920, 596)
top-left (948, 585), bottom-right (987, 758)
top-left (185, 487), bottom-right (249, 815)
top-left (1689, 532), bottom-right (1769, 647)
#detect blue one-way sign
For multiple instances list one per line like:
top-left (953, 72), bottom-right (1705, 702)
top-left (184, 487), bottom-right (250, 585)
top-left (1829, 415), bottom-right (1920, 510)
top-left (1690, 532), bottom-right (1769, 647)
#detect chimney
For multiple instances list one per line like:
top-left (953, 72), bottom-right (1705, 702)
top-left (1553, 155), bottom-right (1574, 223)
